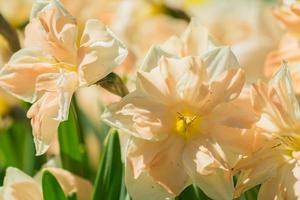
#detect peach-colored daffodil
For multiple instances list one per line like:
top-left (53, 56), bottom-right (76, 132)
top-left (273, 3), bottom-right (300, 36)
top-left (0, 0), bottom-right (127, 155)
top-left (0, 167), bottom-right (92, 200)
top-left (234, 63), bottom-right (300, 199)
top-left (265, 4), bottom-right (300, 94)
top-left (102, 27), bottom-right (258, 199)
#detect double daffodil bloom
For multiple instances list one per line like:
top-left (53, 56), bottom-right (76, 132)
top-left (235, 64), bottom-right (300, 199)
top-left (0, 0), bottom-right (127, 155)
top-left (102, 22), bottom-right (258, 200)
top-left (0, 167), bottom-right (92, 200)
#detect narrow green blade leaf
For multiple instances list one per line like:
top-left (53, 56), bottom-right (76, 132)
top-left (92, 129), bottom-right (123, 200)
top-left (58, 99), bottom-right (89, 178)
top-left (239, 185), bottom-right (260, 200)
top-left (119, 166), bottom-right (131, 200)
top-left (67, 193), bottom-right (77, 200)
top-left (177, 185), bottom-right (212, 200)
top-left (42, 171), bottom-right (67, 200)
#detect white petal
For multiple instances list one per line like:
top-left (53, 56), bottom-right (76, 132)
top-left (139, 45), bottom-right (174, 72)
top-left (0, 48), bottom-right (57, 103)
top-left (78, 19), bottom-right (127, 85)
top-left (2, 167), bottom-right (42, 200)
top-left (202, 47), bottom-right (240, 83)
top-left (125, 158), bottom-right (175, 200)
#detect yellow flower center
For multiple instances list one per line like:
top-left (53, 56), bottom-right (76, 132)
top-left (53, 62), bottom-right (77, 72)
top-left (175, 111), bottom-right (201, 139)
top-left (273, 133), bottom-right (300, 157)
top-left (40, 57), bottom-right (77, 72)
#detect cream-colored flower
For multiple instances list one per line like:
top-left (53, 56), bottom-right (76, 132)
top-left (102, 23), bottom-right (258, 199)
top-left (112, 0), bottom-right (187, 58)
top-left (0, 167), bottom-right (92, 200)
top-left (186, 0), bottom-right (282, 83)
top-left (235, 64), bottom-right (300, 199)
top-left (0, 0), bottom-right (127, 155)
top-left (273, 3), bottom-right (300, 36)
top-left (265, 4), bottom-right (300, 94)
top-left (264, 33), bottom-right (300, 94)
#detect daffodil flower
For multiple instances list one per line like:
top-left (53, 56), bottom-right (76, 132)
top-left (273, 3), bottom-right (300, 35)
top-left (102, 21), bottom-right (258, 199)
top-left (235, 63), bottom-right (300, 199)
top-left (0, 0), bottom-right (127, 155)
top-left (0, 167), bottom-right (92, 200)
top-left (265, 4), bottom-right (300, 94)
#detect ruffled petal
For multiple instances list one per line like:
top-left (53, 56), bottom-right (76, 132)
top-left (26, 1), bottom-right (77, 64)
top-left (202, 47), bottom-right (240, 83)
top-left (139, 56), bottom-right (208, 103)
top-left (199, 68), bottom-right (245, 112)
top-left (27, 92), bottom-right (61, 155)
top-left (78, 19), bottom-right (127, 85)
top-left (208, 95), bottom-right (258, 129)
top-left (258, 161), bottom-right (300, 200)
top-left (180, 18), bottom-right (209, 56)
top-left (30, 0), bottom-right (71, 19)
top-left (161, 18), bottom-right (209, 57)
top-left (160, 36), bottom-right (184, 57)
top-left (205, 125), bottom-right (265, 169)
top-left (0, 48), bottom-right (57, 103)
top-left (252, 64), bottom-right (300, 132)
top-left (273, 4), bottom-right (300, 34)
top-left (126, 136), bottom-right (189, 196)
top-left (102, 91), bottom-right (170, 141)
top-left (139, 45), bottom-right (174, 72)
top-left (2, 167), bottom-right (42, 200)
top-left (35, 71), bottom-right (78, 121)
top-left (27, 71), bottom-right (77, 155)
top-left (125, 161), bottom-right (175, 200)
top-left (269, 63), bottom-right (300, 122)
top-left (45, 168), bottom-right (93, 200)
top-left (183, 139), bottom-right (234, 200)
top-left (234, 147), bottom-right (283, 198)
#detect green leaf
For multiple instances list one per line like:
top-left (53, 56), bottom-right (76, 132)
top-left (239, 185), bottom-right (260, 200)
top-left (58, 99), bottom-right (89, 178)
top-left (96, 72), bottom-right (129, 97)
top-left (92, 129), bottom-right (123, 200)
top-left (67, 193), bottom-right (77, 200)
top-left (42, 171), bottom-right (67, 200)
top-left (0, 118), bottom-right (45, 177)
top-left (177, 185), bottom-right (212, 200)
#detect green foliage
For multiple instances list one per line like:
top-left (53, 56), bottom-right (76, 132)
top-left (42, 171), bottom-right (67, 200)
top-left (67, 193), bottom-right (77, 200)
top-left (92, 129), bottom-right (124, 200)
top-left (177, 185), bottom-right (212, 200)
top-left (238, 185), bottom-right (260, 200)
top-left (58, 100), bottom-right (89, 179)
top-left (0, 117), bottom-right (46, 184)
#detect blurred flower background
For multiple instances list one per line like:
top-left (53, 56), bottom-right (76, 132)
top-left (1, 0), bottom-right (300, 200)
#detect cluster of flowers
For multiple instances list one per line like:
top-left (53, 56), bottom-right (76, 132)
top-left (0, 0), bottom-right (300, 200)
